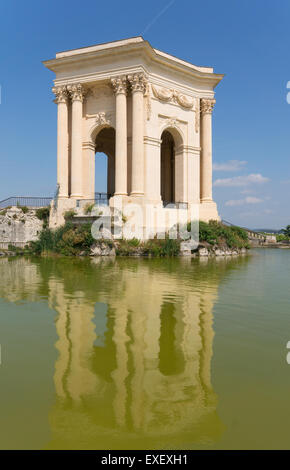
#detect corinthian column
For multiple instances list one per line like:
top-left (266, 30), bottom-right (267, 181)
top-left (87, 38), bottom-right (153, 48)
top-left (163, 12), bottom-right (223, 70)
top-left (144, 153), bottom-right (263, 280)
top-left (200, 98), bottom-right (215, 202)
top-left (111, 76), bottom-right (128, 196)
top-left (128, 73), bottom-right (147, 197)
top-left (67, 83), bottom-right (86, 199)
top-left (52, 85), bottom-right (69, 198)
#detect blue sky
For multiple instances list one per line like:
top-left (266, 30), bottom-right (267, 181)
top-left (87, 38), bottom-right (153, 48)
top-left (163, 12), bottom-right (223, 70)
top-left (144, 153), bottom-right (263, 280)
top-left (1, 0), bottom-right (290, 229)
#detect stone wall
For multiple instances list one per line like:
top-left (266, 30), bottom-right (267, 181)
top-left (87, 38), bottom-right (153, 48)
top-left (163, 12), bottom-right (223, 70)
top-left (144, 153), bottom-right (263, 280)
top-left (0, 207), bottom-right (43, 248)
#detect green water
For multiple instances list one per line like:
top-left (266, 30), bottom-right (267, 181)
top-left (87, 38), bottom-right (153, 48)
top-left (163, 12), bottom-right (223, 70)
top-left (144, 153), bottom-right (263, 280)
top-left (0, 249), bottom-right (289, 450)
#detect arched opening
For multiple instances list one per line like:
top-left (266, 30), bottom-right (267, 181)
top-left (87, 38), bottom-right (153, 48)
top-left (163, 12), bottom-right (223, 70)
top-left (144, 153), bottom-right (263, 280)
top-left (95, 127), bottom-right (115, 199)
top-left (160, 130), bottom-right (175, 204)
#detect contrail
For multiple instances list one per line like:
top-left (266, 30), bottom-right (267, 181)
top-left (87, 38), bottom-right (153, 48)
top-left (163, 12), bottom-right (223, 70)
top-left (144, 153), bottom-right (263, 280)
top-left (142, 0), bottom-right (176, 35)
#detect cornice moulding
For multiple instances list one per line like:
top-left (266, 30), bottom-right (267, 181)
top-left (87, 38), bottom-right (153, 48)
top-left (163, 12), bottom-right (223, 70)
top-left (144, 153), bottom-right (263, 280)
top-left (43, 38), bottom-right (224, 89)
top-left (52, 65), bottom-right (147, 87)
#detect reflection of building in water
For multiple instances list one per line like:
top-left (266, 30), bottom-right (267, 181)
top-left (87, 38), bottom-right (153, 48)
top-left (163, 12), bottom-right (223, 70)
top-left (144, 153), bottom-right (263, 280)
top-left (46, 258), bottom-right (232, 449)
top-left (0, 256), bottom-right (250, 448)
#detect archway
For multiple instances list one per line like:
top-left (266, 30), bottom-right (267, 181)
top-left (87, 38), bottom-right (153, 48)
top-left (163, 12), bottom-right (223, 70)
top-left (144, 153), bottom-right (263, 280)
top-left (160, 130), bottom-right (175, 204)
top-left (95, 127), bottom-right (115, 199)
top-left (160, 127), bottom-right (185, 205)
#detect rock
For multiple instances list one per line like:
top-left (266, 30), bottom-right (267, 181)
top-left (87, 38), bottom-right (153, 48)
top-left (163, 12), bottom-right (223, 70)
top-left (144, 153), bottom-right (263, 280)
top-left (90, 242), bottom-right (116, 257)
top-left (180, 240), bottom-right (197, 256)
top-left (100, 227), bottom-right (113, 240)
top-left (198, 247), bottom-right (209, 257)
top-left (214, 248), bottom-right (225, 256)
top-left (0, 206), bottom-right (43, 247)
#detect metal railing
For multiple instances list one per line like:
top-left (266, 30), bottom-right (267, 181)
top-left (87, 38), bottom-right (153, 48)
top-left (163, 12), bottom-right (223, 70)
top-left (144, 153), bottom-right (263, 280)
top-left (0, 197), bottom-right (52, 209)
top-left (76, 193), bottom-right (110, 208)
top-left (0, 193), bottom-right (111, 210)
top-left (163, 201), bottom-right (188, 209)
top-left (222, 219), bottom-right (265, 239)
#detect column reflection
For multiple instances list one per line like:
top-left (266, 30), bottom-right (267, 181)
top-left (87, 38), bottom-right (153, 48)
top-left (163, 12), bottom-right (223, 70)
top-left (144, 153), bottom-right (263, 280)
top-left (47, 257), bottom-right (233, 449)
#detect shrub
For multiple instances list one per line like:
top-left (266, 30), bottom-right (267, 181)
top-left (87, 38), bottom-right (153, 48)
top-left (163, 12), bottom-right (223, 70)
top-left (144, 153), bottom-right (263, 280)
top-left (36, 207), bottom-right (50, 228)
top-left (277, 233), bottom-right (288, 242)
top-left (64, 210), bottom-right (76, 221)
top-left (115, 237), bottom-right (180, 257)
top-left (20, 206), bottom-right (29, 214)
top-left (28, 222), bottom-right (95, 256)
top-left (36, 207), bottom-right (50, 220)
top-left (84, 203), bottom-right (95, 215)
top-left (143, 237), bottom-right (180, 257)
top-left (187, 220), bottom-right (249, 249)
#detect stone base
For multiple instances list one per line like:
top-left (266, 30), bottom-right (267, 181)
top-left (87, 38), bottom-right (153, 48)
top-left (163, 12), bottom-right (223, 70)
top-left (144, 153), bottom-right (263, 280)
top-left (49, 198), bottom-right (77, 228)
top-left (199, 201), bottom-right (220, 222)
top-left (49, 197), bottom-right (220, 238)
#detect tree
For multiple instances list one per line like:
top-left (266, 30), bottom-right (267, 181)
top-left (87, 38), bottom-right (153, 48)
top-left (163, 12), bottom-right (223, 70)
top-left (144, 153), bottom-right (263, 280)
top-left (282, 225), bottom-right (290, 238)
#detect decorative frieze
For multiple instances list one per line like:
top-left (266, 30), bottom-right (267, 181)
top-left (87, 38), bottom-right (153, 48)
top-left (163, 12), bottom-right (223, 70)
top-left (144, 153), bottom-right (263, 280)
top-left (152, 85), bottom-right (195, 109)
top-left (95, 112), bottom-right (111, 127)
top-left (200, 98), bottom-right (216, 114)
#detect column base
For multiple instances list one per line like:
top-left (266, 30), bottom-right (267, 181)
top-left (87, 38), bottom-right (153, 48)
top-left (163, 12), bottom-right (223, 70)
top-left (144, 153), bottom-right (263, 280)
top-left (130, 192), bottom-right (144, 197)
top-left (199, 200), bottom-right (220, 222)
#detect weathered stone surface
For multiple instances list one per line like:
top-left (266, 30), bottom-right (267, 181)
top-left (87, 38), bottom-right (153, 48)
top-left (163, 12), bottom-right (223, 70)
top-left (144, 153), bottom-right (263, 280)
top-left (90, 242), bottom-right (116, 257)
top-left (0, 207), bottom-right (43, 248)
top-left (214, 248), bottom-right (225, 256)
top-left (198, 247), bottom-right (209, 257)
top-left (180, 239), bottom-right (198, 257)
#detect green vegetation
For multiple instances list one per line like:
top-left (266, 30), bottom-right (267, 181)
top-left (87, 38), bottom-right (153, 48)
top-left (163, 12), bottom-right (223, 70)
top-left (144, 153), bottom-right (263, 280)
top-left (84, 203), bottom-right (95, 215)
top-left (36, 207), bottom-right (50, 228)
top-left (277, 233), bottom-right (289, 242)
top-left (282, 225), bottom-right (290, 238)
top-left (19, 206), bottom-right (29, 214)
top-left (29, 222), bottom-right (94, 256)
top-left (116, 237), bottom-right (180, 257)
top-left (26, 220), bottom-right (249, 258)
top-left (191, 220), bottom-right (249, 249)
top-left (64, 209), bottom-right (76, 221)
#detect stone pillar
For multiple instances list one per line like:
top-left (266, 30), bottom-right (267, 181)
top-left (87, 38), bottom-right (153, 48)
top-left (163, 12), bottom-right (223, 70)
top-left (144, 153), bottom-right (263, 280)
top-left (68, 83), bottom-right (86, 199)
top-left (175, 145), bottom-right (187, 203)
top-left (200, 98), bottom-right (215, 202)
top-left (52, 86), bottom-right (69, 198)
top-left (111, 76), bottom-right (127, 196)
top-left (128, 73), bottom-right (146, 197)
top-left (82, 142), bottom-right (95, 199)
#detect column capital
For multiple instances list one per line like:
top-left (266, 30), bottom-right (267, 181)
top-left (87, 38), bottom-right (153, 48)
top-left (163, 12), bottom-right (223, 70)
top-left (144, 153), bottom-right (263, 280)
top-left (200, 98), bottom-right (216, 114)
top-left (127, 73), bottom-right (147, 94)
top-left (67, 83), bottom-right (86, 102)
top-left (111, 75), bottom-right (128, 95)
top-left (52, 85), bottom-right (68, 104)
